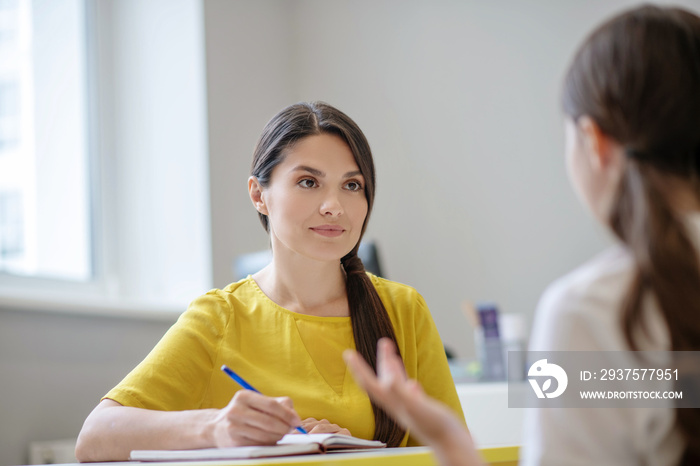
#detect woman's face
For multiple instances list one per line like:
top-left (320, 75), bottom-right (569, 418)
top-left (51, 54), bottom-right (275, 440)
top-left (256, 133), bottom-right (369, 263)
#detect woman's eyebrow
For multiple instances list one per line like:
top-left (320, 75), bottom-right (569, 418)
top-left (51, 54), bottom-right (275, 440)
top-left (292, 165), bottom-right (324, 177)
top-left (292, 166), bottom-right (363, 179)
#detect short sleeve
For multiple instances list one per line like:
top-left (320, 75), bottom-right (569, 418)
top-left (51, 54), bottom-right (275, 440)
top-left (104, 291), bottom-right (231, 411)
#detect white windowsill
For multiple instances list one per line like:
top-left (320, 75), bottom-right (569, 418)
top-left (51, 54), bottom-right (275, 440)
top-left (0, 291), bottom-right (182, 322)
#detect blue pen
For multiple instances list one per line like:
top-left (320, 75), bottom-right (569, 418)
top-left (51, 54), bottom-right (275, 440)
top-left (221, 364), bottom-right (308, 434)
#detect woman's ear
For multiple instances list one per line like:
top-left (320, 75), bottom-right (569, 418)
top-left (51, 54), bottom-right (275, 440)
top-left (248, 176), bottom-right (268, 215)
top-left (577, 116), bottom-right (623, 171)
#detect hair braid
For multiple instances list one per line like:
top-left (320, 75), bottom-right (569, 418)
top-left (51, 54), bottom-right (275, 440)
top-left (341, 250), bottom-right (406, 446)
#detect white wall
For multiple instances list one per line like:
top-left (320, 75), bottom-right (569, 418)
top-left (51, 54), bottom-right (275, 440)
top-left (203, 0), bottom-right (297, 287)
top-left (207, 0), bottom-right (700, 357)
top-left (0, 307), bottom-right (174, 466)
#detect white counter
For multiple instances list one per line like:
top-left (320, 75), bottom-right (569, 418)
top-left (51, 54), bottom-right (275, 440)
top-left (456, 382), bottom-right (525, 447)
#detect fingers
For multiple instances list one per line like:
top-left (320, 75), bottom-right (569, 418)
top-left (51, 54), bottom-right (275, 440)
top-left (237, 403), bottom-right (291, 435)
top-left (274, 396), bottom-right (294, 410)
top-left (344, 339), bottom-right (423, 425)
top-left (343, 349), bottom-right (382, 395)
top-left (212, 411), bottom-right (283, 447)
top-left (309, 422), bottom-right (340, 433)
top-left (406, 379), bottom-right (425, 396)
top-left (239, 392), bottom-right (301, 429)
top-left (344, 339), bottom-right (477, 459)
top-left (301, 418), bottom-right (352, 436)
top-left (343, 338), bottom-right (408, 405)
top-left (214, 391), bottom-right (303, 447)
top-left (321, 426), bottom-right (351, 437)
top-left (377, 338), bottom-right (407, 385)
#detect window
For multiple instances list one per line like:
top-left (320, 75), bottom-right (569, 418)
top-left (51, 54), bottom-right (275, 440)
top-left (0, 0), bottom-right (212, 311)
top-left (0, 0), bottom-right (91, 281)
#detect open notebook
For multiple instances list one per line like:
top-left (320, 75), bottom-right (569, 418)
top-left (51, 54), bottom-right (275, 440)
top-left (130, 433), bottom-right (386, 461)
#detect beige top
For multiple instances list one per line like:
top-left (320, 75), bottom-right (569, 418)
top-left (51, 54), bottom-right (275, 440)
top-left (521, 215), bottom-right (700, 465)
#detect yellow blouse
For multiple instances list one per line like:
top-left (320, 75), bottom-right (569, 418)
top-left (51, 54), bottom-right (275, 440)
top-left (105, 274), bottom-right (465, 446)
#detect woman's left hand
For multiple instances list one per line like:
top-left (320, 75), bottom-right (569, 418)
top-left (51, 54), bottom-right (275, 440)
top-left (344, 338), bottom-right (482, 466)
top-left (295, 418), bottom-right (352, 436)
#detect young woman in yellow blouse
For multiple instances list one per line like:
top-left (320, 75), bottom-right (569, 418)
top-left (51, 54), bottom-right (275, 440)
top-left (75, 102), bottom-right (464, 462)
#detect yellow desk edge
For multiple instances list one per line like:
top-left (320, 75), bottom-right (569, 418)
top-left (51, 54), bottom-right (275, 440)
top-left (480, 445), bottom-right (520, 465)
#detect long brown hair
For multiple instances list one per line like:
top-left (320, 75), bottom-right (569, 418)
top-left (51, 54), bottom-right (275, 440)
top-left (562, 5), bottom-right (700, 463)
top-left (250, 101), bottom-right (406, 446)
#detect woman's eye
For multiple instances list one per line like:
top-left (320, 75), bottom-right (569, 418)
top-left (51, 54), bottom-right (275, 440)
top-left (345, 181), bottom-right (363, 191)
top-left (298, 178), bottom-right (317, 188)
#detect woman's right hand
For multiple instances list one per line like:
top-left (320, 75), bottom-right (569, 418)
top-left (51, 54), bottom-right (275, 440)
top-left (210, 390), bottom-right (304, 446)
top-left (75, 394), bottom-right (304, 462)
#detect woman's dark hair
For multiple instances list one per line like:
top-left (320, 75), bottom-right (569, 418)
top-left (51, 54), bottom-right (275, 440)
top-left (250, 101), bottom-right (405, 446)
top-left (562, 5), bottom-right (700, 463)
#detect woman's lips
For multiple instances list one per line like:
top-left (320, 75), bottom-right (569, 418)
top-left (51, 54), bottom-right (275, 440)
top-left (310, 225), bottom-right (345, 237)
